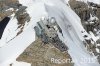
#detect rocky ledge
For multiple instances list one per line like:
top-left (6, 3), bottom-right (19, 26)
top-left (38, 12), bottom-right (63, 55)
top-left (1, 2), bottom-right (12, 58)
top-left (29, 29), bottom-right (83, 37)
top-left (17, 39), bottom-right (74, 66)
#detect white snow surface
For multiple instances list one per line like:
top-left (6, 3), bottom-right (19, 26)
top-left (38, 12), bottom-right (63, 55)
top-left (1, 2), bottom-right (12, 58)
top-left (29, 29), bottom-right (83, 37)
top-left (12, 61), bottom-right (31, 66)
top-left (0, 0), bottom-right (100, 66)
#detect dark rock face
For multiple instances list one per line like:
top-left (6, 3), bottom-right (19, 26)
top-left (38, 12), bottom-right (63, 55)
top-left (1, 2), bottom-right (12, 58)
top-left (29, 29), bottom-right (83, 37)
top-left (69, 0), bottom-right (90, 21)
top-left (96, 8), bottom-right (100, 20)
top-left (0, 17), bottom-right (10, 39)
top-left (69, 0), bottom-right (100, 33)
top-left (69, 0), bottom-right (100, 21)
top-left (0, 0), bottom-right (19, 20)
top-left (69, 0), bottom-right (100, 22)
top-left (0, 0), bottom-right (30, 25)
top-left (88, 2), bottom-right (100, 8)
top-left (0, 0), bottom-right (31, 36)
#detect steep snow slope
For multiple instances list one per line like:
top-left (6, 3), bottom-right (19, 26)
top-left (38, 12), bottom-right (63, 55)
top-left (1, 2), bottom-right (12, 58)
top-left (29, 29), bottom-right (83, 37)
top-left (0, 27), bottom-right (35, 66)
top-left (0, 0), bottom-right (100, 66)
top-left (44, 0), bottom-right (100, 66)
top-left (0, 17), bottom-right (19, 47)
top-left (0, 0), bottom-right (48, 66)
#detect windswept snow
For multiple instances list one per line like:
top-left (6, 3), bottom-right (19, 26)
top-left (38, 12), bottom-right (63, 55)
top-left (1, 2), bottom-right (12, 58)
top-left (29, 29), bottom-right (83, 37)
top-left (12, 61), bottom-right (31, 66)
top-left (0, 18), bottom-right (19, 47)
top-left (0, 27), bottom-right (35, 66)
top-left (0, 0), bottom-right (100, 66)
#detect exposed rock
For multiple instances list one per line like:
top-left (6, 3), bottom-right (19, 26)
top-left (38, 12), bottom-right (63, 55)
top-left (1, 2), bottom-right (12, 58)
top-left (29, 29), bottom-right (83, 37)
top-left (69, 0), bottom-right (100, 64)
top-left (0, 0), bottom-right (31, 36)
top-left (16, 12), bottom-right (30, 25)
top-left (0, 0), bottom-right (18, 20)
top-left (87, 2), bottom-right (100, 8)
top-left (69, 0), bottom-right (90, 21)
top-left (96, 8), bottom-right (100, 20)
top-left (17, 39), bottom-right (74, 66)
top-left (0, 0), bottom-right (30, 25)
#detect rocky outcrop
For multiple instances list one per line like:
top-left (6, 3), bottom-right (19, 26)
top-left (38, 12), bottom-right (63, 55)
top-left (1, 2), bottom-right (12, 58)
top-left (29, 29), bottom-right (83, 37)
top-left (96, 8), bottom-right (100, 20)
top-left (69, 0), bottom-right (100, 33)
top-left (0, 0), bottom-right (18, 20)
top-left (69, 0), bottom-right (90, 21)
top-left (0, 0), bottom-right (31, 36)
top-left (17, 39), bottom-right (74, 66)
top-left (69, 0), bottom-right (100, 64)
top-left (0, 0), bottom-right (30, 25)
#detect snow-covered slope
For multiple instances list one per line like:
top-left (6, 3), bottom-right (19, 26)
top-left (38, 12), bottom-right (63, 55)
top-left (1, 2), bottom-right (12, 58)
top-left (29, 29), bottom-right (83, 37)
top-left (0, 0), bottom-right (48, 66)
top-left (44, 0), bottom-right (100, 66)
top-left (0, 0), bottom-right (100, 66)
